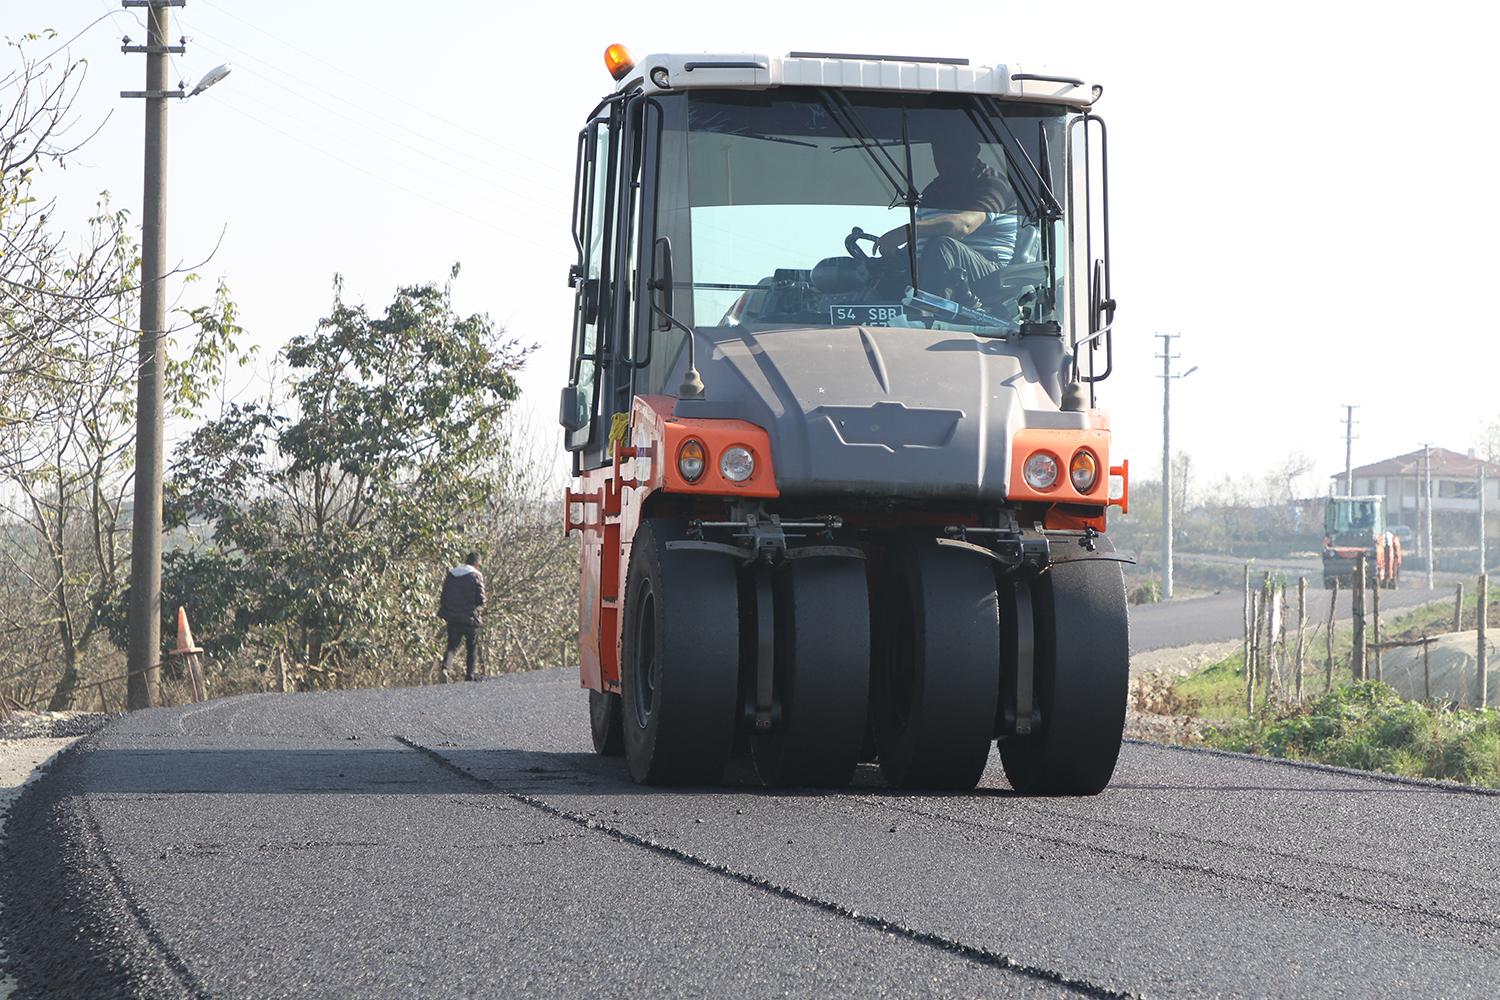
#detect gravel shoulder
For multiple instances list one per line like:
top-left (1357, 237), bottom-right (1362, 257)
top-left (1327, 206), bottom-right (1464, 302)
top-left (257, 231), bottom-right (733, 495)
top-left (0, 713), bottom-right (114, 1000)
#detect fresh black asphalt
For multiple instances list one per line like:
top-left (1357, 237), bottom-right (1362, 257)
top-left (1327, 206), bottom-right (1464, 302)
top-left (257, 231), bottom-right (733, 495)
top-left (4, 668), bottom-right (1498, 998)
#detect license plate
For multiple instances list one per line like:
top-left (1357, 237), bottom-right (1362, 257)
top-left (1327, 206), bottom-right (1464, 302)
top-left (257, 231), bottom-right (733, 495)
top-left (830, 304), bottom-right (903, 327)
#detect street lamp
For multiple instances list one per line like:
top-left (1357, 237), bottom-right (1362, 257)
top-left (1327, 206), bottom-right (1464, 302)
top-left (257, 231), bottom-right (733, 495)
top-left (121, 1), bottom-right (228, 711)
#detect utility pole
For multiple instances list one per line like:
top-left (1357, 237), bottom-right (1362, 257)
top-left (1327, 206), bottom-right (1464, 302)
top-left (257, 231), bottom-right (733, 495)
top-left (1422, 443), bottom-right (1434, 591)
top-left (121, 1), bottom-right (186, 710)
top-left (1479, 463), bottom-right (1488, 575)
top-left (1156, 334), bottom-right (1196, 600)
top-left (1342, 405), bottom-right (1358, 495)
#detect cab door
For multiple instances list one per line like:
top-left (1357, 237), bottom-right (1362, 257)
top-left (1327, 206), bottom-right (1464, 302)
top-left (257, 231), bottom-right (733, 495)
top-left (562, 113), bottom-right (617, 462)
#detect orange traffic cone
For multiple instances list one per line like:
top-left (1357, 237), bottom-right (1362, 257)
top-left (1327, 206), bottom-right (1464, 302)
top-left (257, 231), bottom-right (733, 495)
top-left (174, 606), bottom-right (204, 656)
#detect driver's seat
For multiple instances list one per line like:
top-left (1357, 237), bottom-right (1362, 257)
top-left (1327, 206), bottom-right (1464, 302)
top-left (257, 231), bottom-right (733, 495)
top-left (973, 223), bottom-right (1045, 307)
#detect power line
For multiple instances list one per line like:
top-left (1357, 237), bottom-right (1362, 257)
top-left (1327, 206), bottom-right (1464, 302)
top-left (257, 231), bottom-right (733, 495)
top-left (202, 86), bottom-right (565, 231)
top-left (175, 17), bottom-right (571, 200)
top-left (195, 0), bottom-right (557, 171)
top-left (209, 97), bottom-right (568, 257)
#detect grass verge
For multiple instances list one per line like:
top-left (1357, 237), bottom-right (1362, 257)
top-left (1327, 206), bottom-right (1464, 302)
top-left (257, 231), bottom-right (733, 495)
top-left (1202, 681), bottom-right (1500, 788)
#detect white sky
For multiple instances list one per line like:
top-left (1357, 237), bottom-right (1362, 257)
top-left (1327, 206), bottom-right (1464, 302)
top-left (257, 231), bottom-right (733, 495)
top-left (7, 0), bottom-right (1498, 499)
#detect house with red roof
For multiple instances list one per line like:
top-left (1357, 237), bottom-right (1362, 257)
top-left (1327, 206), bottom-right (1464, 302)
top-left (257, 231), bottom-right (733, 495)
top-left (1331, 447), bottom-right (1499, 553)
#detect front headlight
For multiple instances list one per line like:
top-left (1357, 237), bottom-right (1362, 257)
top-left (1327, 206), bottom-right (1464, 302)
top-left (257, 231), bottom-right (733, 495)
top-left (720, 445), bottom-right (755, 483)
top-left (1024, 452), bottom-right (1059, 490)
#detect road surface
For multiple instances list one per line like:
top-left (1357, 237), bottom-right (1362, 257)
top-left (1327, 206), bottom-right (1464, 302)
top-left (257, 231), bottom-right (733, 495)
top-left (5, 670), bottom-right (1497, 999)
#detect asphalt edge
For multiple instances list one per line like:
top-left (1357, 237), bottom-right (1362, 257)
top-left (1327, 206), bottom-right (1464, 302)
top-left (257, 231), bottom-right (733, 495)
top-left (1123, 737), bottom-right (1500, 796)
top-left (0, 727), bottom-right (205, 999)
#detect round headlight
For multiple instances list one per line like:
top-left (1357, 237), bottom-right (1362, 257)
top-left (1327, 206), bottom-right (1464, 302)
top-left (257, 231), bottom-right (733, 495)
top-left (1023, 452), bottom-right (1059, 490)
top-left (1070, 449), bottom-right (1099, 493)
top-left (720, 445), bottom-right (755, 483)
top-left (677, 439), bottom-right (706, 483)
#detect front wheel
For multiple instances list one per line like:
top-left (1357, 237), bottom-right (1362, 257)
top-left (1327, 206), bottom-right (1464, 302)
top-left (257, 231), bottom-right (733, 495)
top-left (999, 539), bottom-right (1129, 796)
top-left (620, 520), bottom-right (740, 785)
top-left (750, 553), bottom-right (870, 788)
top-left (872, 536), bottom-right (999, 791)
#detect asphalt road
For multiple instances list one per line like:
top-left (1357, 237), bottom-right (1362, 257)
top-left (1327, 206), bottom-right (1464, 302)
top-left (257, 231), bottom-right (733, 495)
top-left (5, 669), bottom-right (1498, 999)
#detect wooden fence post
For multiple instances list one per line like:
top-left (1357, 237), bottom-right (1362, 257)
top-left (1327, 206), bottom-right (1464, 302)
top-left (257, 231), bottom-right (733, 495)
top-left (1371, 574), bottom-right (1382, 683)
top-left (1275, 584), bottom-right (1289, 705)
top-left (1352, 554), bottom-right (1366, 682)
top-left (1423, 631), bottom-right (1432, 701)
top-left (1242, 562), bottom-right (1252, 682)
top-left (1296, 578), bottom-right (1307, 702)
top-left (1455, 582), bottom-right (1465, 633)
top-left (1326, 578), bottom-right (1339, 692)
top-left (1247, 590), bottom-right (1260, 715)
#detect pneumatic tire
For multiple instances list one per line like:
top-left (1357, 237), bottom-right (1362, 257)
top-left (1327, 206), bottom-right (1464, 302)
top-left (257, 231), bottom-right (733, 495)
top-left (751, 553), bottom-right (870, 788)
top-left (872, 536), bottom-right (1000, 790)
top-left (620, 520), bottom-right (739, 785)
top-left (999, 537), bottom-right (1129, 796)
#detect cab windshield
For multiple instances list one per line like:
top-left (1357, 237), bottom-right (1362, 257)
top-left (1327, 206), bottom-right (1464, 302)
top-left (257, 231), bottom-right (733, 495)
top-left (1327, 499), bottom-right (1382, 535)
top-left (651, 87), bottom-right (1069, 337)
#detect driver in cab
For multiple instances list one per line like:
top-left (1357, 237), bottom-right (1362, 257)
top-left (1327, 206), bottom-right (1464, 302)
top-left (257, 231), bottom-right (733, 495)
top-left (876, 134), bottom-right (1017, 310)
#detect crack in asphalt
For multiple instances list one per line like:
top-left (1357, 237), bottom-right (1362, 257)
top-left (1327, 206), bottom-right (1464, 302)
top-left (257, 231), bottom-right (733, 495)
top-left (394, 735), bottom-right (1135, 1000)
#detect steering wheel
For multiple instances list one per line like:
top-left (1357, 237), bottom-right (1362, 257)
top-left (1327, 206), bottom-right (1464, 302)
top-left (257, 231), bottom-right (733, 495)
top-left (845, 227), bottom-right (881, 262)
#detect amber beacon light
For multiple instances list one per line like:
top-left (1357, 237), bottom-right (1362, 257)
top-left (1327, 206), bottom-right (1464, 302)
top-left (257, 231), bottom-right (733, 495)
top-left (604, 44), bottom-right (637, 80)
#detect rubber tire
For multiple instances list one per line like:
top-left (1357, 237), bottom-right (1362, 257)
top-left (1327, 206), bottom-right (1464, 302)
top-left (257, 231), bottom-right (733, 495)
top-left (589, 688), bottom-right (624, 756)
top-left (620, 520), bottom-right (739, 785)
top-left (751, 554), bottom-right (870, 788)
top-left (873, 537), bottom-right (1000, 791)
top-left (999, 537), bottom-right (1129, 796)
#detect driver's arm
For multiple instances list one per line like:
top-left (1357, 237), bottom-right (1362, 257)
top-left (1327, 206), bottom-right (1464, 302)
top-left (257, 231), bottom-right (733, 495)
top-left (877, 210), bottom-right (988, 256)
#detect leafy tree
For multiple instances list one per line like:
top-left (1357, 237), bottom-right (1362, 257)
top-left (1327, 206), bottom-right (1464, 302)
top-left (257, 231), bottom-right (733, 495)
top-left (0, 35), bottom-right (244, 710)
top-left (158, 271), bottom-right (532, 677)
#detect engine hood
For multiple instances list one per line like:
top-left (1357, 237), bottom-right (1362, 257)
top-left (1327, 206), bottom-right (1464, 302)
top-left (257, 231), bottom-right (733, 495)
top-left (670, 324), bottom-right (1086, 503)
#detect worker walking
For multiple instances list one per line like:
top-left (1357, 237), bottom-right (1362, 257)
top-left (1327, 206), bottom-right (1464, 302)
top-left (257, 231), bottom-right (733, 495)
top-left (437, 551), bottom-right (486, 683)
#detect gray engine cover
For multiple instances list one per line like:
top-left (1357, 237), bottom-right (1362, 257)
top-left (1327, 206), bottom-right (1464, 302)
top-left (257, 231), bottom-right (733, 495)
top-left (671, 324), bottom-right (1087, 504)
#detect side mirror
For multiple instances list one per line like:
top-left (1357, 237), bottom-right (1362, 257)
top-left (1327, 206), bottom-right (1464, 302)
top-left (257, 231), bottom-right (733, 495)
top-left (578, 277), bottom-right (600, 326)
top-left (558, 385), bottom-right (586, 432)
top-left (651, 237), bottom-right (674, 331)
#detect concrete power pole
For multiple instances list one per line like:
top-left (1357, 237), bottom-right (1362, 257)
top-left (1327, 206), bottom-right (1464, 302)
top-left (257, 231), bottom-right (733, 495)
top-left (1423, 443), bottom-right (1434, 591)
top-left (1481, 464), bottom-right (1488, 576)
top-left (1343, 405), bottom-right (1358, 496)
top-left (122, 1), bottom-right (186, 710)
top-left (1156, 334), bottom-right (1195, 601)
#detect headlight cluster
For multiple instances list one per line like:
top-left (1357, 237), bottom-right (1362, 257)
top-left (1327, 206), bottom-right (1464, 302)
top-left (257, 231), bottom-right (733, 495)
top-left (677, 438), bottom-right (757, 485)
top-left (1022, 448), bottom-right (1100, 494)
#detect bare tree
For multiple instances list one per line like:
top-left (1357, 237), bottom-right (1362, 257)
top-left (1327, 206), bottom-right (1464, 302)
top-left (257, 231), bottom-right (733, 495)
top-left (0, 34), bottom-right (117, 407)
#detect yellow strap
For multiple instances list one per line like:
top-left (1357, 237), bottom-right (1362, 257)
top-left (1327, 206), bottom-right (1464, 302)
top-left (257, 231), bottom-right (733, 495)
top-left (609, 411), bottom-right (630, 444)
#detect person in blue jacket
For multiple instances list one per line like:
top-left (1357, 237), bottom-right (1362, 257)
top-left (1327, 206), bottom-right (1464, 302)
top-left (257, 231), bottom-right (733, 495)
top-left (437, 551), bottom-right (486, 682)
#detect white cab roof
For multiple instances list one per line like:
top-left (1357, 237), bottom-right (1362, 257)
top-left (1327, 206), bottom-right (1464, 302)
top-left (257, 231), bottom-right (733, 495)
top-left (618, 51), bottom-right (1098, 107)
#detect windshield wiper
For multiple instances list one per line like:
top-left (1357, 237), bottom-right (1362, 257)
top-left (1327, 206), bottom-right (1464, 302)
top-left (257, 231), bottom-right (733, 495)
top-left (968, 95), bottom-right (1062, 221)
top-left (815, 88), bottom-right (922, 286)
top-left (689, 109), bottom-right (820, 148)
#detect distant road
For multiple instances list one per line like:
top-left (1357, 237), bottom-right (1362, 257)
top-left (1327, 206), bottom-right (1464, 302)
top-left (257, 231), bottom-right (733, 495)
top-left (1130, 566), bottom-right (1462, 652)
top-left (6, 672), bottom-right (1498, 998)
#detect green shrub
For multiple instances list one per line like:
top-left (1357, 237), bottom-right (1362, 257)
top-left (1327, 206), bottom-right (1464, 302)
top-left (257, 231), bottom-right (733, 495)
top-left (1203, 681), bottom-right (1500, 788)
